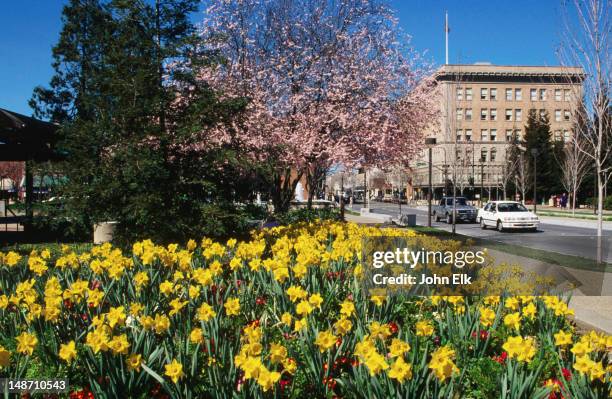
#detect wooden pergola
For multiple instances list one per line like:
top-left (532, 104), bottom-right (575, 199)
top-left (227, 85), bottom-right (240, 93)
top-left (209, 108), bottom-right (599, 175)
top-left (0, 108), bottom-right (60, 229)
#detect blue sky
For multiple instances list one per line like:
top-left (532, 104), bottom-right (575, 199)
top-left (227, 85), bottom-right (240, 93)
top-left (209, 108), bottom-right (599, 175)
top-left (0, 0), bottom-right (568, 116)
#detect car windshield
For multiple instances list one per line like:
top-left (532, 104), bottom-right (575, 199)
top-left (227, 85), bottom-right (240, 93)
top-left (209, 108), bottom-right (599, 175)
top-left (447, 198), bottom-right (467, 206)
top-left (497, 203), bottom-right (528, 212)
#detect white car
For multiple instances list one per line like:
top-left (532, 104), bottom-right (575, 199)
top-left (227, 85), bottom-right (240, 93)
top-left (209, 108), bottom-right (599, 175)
top-left (477, 201), bottom-right (539, 232)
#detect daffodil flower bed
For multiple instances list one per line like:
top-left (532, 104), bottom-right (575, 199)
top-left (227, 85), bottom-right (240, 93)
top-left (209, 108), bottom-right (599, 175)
top-left (0, 222), bottom-right (610, 398)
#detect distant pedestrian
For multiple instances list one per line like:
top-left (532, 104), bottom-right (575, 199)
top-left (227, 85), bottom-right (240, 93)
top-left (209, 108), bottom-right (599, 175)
top-left (560, 192), bottom-right (568, 209)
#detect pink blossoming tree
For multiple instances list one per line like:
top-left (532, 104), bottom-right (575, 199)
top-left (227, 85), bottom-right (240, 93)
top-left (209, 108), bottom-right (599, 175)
top-left (192, 0), bottom-right (438, 211)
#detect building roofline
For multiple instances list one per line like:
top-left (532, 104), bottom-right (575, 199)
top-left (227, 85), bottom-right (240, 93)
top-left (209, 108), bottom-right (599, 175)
top-left (435, 64), bottom-right (585, 80)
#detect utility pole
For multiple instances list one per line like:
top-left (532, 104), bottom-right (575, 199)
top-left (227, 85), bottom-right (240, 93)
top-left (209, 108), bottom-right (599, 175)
top-left (452, 171), bottom-right (456, 234)
top-left (531, 148), bottom-right (538, 213)
top-left (480, 157), bottom-right (485, 207)
top-left (340, 173), bottom-right (345, 221)
top-left (363, 169), bottom-right (367, 209)
top-left (426, 138), bottom-right (436, 227)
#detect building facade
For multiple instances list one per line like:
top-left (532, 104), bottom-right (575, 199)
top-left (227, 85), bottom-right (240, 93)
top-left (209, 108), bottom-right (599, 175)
top-left (409, 64), bottom-right (584, 202)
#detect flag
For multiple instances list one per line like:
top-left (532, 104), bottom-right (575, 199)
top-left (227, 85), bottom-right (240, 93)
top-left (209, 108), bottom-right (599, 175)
top-left (445, 15), bottom-right (450, 33)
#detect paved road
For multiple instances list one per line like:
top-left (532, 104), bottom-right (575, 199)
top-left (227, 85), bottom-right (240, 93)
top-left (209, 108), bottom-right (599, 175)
top-left (351, 202), bottom-right (612, 263)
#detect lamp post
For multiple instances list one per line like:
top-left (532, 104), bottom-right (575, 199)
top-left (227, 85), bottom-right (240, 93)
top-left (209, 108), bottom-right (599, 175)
top-left (480, 156), bottom-right (485, 207)
top-left (471, 141), bottom-right (475, 200)
top-left (425, 137), bottom-right (437, 227)
top-left (531, 148), bottom-right (538, 213)
top-left (340, 173), bottom-right (345, 221)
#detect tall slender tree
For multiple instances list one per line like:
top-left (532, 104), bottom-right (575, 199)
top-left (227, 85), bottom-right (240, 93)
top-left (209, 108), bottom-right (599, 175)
top-left (522, 109), bottom-right (564, 202)
top-left (559, 0), bottom-right (611, 237)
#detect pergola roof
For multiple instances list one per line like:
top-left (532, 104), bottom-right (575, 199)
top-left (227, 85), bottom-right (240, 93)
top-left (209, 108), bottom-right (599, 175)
top-left (0, 108), bottom-right (60, 161)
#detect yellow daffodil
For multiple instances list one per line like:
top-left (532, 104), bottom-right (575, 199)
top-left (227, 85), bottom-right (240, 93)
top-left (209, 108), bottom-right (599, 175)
top-left (503, 312), bottom-right (521, 331)
top-left (428, 345), bottom-right (459, 381)
top-left (388, 357), bottom-right (412, 383)
top-left (16, 332), bottom-right (38, 356)
top-left (224, 298), bottom-right (240, 316)
top-left (127, 353), bottom-right (142, 371)
top-left (554, 330), bottom-right (573, 346)
top-left (315, 330), bottom-right (336, 352)
top-left (59, 341), bottom-right (77, 363)
top-left (502, 336), bottom-right (536, 363)
top-left (415, 320), bottom-right (434, 337)
top-left (164, 359), bottom-right (185, 383)
top-left (388, 338), bottom-right (410, 358)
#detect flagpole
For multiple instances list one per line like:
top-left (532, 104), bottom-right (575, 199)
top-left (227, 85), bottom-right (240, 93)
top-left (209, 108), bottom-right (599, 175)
top-left (445, 11), bottom-right (449, 65)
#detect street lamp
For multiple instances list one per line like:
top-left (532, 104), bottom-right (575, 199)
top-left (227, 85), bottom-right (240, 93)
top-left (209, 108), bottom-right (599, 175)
top-left (340, 173), bottom-right (345, 221)
top-left (531, 148), bottom-right (539, 213)
top-left (480, 156), bottom-right (485, 207)
top-left (425, 137), bottom-right (437, 227)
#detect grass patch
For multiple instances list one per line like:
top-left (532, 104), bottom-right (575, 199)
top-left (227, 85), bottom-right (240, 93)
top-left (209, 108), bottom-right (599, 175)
top-left (537, 211), bottom-right (612, 221)
top-left (404, 224), bottom-right (612, 273)
top-left (1, 242), bottom-right (93, 255)
top-left (474, 238), bottom-right (612, 273)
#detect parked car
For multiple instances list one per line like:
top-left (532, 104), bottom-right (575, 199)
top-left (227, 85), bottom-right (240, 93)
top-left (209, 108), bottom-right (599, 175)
top-left (431, 197), bottom-right (478, 224)
top-left (477, 201), bottom-right (539, 232)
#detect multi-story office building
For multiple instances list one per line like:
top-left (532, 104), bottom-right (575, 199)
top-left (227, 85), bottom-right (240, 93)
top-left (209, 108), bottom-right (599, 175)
top-left (409, 63), bottom-right (584, 202)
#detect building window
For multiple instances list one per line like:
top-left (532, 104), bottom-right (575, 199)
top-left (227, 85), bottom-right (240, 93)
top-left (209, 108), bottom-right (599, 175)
top-left (505, 88), bottom-right (513, 101)
top-left (564, 89), bottom-right (570, 101)
top-left (490, 148), bottom-right (497, 161)
top-left (563, 130), bottom-right (570, 142)
top-left (465, 108), bottom-right (472, 121)
top-left (505, 109), bottom-right (513, 121)
top-left (465, 129), bottom-right (472, 141)
top-left (554, 130), bottom-right (562, 141)
top-left (480, 108), bottom-right (488, 121)
top-left (515, 109), bottom-right (522, 121)
top-left (539, 109), bottom-right (546, 119)
top-left (555, 109), bottom-right (561, 122)
top-left (555, 89), bottom-right (562, 101)
top-left (515, 129), bottom-right (521, 139)
top-left (515, 88), bottom-right (522, 101)
top-left (456, 87), bottom-right (463, 101)
top-left (530, 88), bottom-right (537, 101)
top-left (506, 129), bottom-right (513, 141)
top-left (456, 129), bottom-right (462, 141)
top-left (490, 108), bottom-right (497, 121)
top-left (481, 88), bottom-right (488, 100)
top-left (564, 110), bottom-right (571, 121)
top-left (481, 149), bottom-right (488, 162)
top-left (490, 129), bottom-right (497, 141)
top-left (539, 89), bottom-right (546, 101)
top-left (456, 149), bottom-right (462, 161)
top-left (456, 108), bottom-right (463, 121)
top-left (481, 129), bottom-right (489, 141)
top-left (466, 88), bottom-right (473, 100)
top-left (490, 88), bottom-right (497, 101)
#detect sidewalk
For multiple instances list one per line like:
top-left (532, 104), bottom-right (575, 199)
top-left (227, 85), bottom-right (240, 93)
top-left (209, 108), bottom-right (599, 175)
top-left (344, 213), bottom-right (388, 225)
top-left (529, 205), bottom-right (612, 216)
top-left (569, 296), bottom-right (612, 334)
top-left (537, 215), bottom-right (612, 230)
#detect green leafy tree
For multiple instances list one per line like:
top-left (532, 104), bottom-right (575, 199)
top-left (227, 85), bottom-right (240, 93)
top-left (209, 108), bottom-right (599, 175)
top-left (522, 109), bottom-right (564, 202)
top-left (30, 0), bottom-right (255, 244)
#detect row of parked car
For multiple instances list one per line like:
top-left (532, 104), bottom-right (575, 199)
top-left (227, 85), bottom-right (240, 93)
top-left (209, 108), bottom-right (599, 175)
top-left (431, 197), bottom-right (539, 232)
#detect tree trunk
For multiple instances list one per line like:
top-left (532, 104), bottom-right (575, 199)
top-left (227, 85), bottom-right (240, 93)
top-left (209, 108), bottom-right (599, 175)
top-left (272, 168), bottom-right (303, 214)
top-left (597, 169), bottom-right (603, 237)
